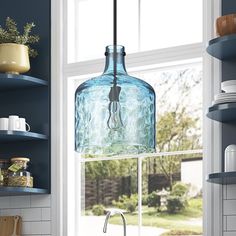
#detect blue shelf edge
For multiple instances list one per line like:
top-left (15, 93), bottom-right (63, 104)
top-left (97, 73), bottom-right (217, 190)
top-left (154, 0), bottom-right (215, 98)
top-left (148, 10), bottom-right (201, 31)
top-left (0, 130), bottom-right (48, 141)
top-left (208, 34), bottom-right (236, 46)
top-left (0, 73), bottom-right (48, 88)
top-left (206, 103), bottom-right (236, 122)
top-left (207, 171), bottom-right (236, 185)
top-left (206, 34), bottom-right (236, 60)
top-left (0, 187), bottom-right (49, 196)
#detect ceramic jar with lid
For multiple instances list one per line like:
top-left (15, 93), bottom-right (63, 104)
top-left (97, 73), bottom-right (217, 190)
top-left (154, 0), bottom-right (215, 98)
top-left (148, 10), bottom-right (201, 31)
top-left (0, 159), bottom-right (9, 186)
top-left (8, 157), bottom-right (33, 188)
top-left (225, 145), bottom-right (236, 172)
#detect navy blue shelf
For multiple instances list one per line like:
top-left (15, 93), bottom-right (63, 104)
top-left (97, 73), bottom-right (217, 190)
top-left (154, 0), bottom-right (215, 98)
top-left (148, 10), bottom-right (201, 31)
top-left (207, 103), bottom-right (236, 122)
top-left (207, 34), bottom-right (236, 60)
top-left (0, 187), bottom-right (49, 196)
top-left (0, 73), bottom-right (48, 90)
top-left (0, 0), bottom-right (51, 196)
top-left (0, 131), bottom-right (47, 142)
top-left (207, 172), bottom-right (236, 185)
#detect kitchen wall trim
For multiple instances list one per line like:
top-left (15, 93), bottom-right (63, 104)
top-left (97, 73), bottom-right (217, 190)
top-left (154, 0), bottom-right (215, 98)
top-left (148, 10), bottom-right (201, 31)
top-left (51, 0), bottom-right (64, 235)
top-left (203, 0), bottom-right (222, 235)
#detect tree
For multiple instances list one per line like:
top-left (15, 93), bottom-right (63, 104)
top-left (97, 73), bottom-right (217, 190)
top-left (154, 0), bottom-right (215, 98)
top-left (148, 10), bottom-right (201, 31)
top-left (153, 106), bottom-right (201, 189)
top-left (85, 159), bottom-right (137, 180)
top-left (143, 67), bottom-right (202, 190)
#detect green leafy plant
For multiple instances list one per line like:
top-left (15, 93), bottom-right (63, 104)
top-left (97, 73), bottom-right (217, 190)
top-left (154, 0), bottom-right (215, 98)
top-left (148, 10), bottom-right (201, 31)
top-left (0, 17), bottom-right (39, 57)
top-left (142, 194), bottom-right (149, 206)
top-left (166, 195), bottom-right (185, 214)
top-left (92, 204), bottom-right (105, 216)
top-left (147, 191), bottom-right (161, 208)
top-left (171, 182), bottom-right (189, 197)
top-left (112, 194), bottom-right (138, 213)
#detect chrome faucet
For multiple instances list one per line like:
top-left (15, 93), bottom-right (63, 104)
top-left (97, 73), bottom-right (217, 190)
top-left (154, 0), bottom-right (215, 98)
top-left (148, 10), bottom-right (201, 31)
top-left (103, 209), bottom-right (127, 236)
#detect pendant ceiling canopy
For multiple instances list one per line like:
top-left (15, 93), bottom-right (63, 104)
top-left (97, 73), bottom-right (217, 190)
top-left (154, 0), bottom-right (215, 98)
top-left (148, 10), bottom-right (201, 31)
top-left (75, 0), bottom-right (156, 156)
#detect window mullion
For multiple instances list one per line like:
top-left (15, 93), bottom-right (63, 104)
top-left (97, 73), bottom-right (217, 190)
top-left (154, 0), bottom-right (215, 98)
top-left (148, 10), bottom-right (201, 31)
top-left (77, 149), bottom-right (203, 163)
top-left (138, 157), bottom-right (143, 236)
top-left (138, 0), bottom-right (141, 51)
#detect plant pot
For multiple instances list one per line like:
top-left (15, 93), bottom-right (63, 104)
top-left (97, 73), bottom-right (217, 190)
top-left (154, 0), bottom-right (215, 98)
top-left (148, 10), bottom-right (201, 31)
top-left (216, 14), bottom-right (236, 37)
top-left (0, 43), bottom-right (30, 74)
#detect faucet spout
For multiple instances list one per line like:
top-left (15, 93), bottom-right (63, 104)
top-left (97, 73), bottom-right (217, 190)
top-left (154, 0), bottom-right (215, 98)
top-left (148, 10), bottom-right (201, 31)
top-left (103, 209), bottom-right (127, 236)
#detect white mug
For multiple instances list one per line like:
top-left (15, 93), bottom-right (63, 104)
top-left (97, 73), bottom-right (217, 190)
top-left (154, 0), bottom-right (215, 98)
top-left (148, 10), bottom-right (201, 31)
top-left (19, 118), bottom-right (30, 132)
top-left (8, 115), bottom-right (21, 131)
top-left (0, 118), bottom-right (8, 130)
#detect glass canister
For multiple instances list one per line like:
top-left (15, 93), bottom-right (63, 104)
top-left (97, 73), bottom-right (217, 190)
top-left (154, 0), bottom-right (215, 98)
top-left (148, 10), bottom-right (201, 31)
top-left (0, 159), bottom-right (9, 186)
top-left (8, 157), bottom-right (33, 188)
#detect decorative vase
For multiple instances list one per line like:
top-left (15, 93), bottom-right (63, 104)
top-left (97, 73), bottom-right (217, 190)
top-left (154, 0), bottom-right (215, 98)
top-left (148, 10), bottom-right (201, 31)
top-left (75, 45), bottom-right (156, 156)
top-left (0, 43), bottom-right (30, 74)
top-left (225, 144), bottom-right (236, 172)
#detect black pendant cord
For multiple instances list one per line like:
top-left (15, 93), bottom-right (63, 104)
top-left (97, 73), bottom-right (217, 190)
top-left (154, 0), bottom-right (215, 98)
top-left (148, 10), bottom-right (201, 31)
top-left (113, 0), bottom-right (117, 88)
top-left (108, 0), bottom-right (120, 104)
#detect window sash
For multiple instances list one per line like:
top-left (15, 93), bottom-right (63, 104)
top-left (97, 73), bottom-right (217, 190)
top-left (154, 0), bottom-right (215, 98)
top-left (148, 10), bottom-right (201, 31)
top-left (64, 43), bottom-right (204, 77)
top-left (71, 60), bottom-right (203, 235)
top-left (77, 149), bottom-right (203, 163)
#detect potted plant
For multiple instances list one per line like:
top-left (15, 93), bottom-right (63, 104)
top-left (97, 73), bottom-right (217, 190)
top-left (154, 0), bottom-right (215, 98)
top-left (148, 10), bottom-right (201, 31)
top-left (0, 17), bottom-right (39, 74)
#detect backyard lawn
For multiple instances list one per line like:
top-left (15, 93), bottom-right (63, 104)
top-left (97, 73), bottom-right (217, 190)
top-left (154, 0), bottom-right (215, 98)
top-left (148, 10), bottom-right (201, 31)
top-left (108, 198), bottom-right (202, 234)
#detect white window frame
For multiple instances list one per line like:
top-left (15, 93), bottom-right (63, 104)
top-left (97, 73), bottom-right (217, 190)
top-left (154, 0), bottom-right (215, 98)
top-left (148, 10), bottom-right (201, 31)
top-left (203, 0), bottom-right (222, 235)
top-left (50, 0), bottom-right (222, 235)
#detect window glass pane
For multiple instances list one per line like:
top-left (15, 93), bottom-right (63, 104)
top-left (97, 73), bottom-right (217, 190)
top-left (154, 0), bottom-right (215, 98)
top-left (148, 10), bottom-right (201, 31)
top-left (68, 0), bottom-right (139, 62)
top-left (142, 154), bottom-right (203, 235)
top-left (67, 0), bottom-right (203, 62)
top-left (79, 159), bottom-right (139, 236)
top-left (131, 63), bottom-right (203, 151)
top-left (140, 0), bottom-right (202, 51)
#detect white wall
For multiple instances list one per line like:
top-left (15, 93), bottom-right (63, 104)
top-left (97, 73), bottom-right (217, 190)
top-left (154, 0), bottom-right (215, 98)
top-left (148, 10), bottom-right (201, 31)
top-left (181, 160), bottom-right (202, 196)
top-left (0, 195), bottom-right (51, 235)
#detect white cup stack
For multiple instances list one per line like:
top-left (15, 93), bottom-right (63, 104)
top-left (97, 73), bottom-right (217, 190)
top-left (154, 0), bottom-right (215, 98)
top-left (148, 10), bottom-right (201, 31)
top-left (0, 115), bottom-right (30, 132)
top-left (222, 80), bottom-right (236, 93)
top-left (213, 80), bottom-right (236, 105)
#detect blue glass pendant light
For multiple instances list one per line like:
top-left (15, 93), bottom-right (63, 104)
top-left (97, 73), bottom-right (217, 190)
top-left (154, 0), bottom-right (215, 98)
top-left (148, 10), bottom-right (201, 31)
top-left (75, 0), bottom-right (156, 156)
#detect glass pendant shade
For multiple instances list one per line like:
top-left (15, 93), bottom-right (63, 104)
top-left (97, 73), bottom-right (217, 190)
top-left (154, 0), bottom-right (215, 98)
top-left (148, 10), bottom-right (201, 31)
top-left (75, 45), bottom-right (156, 156)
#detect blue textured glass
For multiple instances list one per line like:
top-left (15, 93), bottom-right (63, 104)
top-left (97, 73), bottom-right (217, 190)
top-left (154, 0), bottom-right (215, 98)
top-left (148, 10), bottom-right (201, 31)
top-left (75, 45), bottom-right (156, 156)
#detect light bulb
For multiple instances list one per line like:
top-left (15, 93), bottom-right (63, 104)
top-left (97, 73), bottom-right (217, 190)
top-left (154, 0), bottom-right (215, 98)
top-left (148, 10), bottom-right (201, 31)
top-left (107, 85), bottom-right (124, 130)
top-left (107, 100), bottom-right (124, 130)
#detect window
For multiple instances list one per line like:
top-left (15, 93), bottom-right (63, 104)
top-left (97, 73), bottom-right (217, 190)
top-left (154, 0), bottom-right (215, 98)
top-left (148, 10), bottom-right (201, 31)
top-left (63, 1), bottom-right (204, 236)
top-left (67, 62), bottom-right (203, 236)
top-left (67, 0), bottom-right (202, 62)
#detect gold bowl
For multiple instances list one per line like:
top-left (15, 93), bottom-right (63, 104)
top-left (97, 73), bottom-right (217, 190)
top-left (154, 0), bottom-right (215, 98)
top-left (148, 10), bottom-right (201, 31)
top-left (216, 14), bottom-right (236, 37)
top-left (0, 43), bottom-right (30, 74)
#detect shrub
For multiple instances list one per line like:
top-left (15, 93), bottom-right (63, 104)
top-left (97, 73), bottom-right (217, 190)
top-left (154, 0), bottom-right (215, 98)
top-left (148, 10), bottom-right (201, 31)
top-left (161, 230), bottom-right (202, 235)
top-left (166, 195), bottom-right (185, 214)
top-left (112, 194), bottom-right (138, 213)
top-left (92, 204), bottom-right (105, 216)
top-left (125, 200), bottom-right (137, 213)
top-left (147, 191), bottom-right (161, 207)
top-left (171, 182), bottom-right (189, 197)
top-left (142, 194), bottom-right (149, 205)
